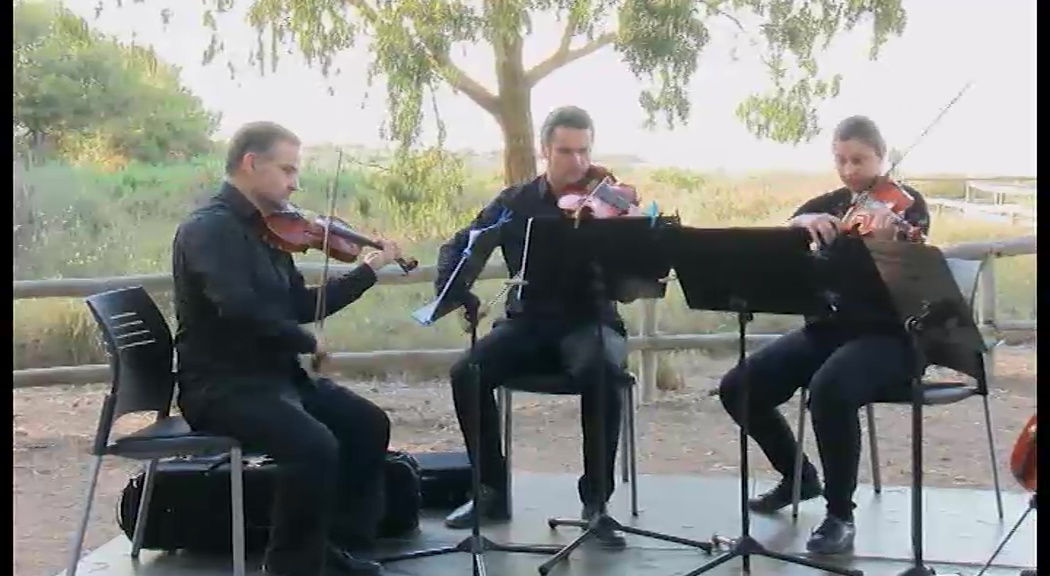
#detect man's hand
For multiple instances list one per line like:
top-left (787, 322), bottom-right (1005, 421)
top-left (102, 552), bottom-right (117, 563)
top-left (309, 340), bottom-right (331, 375)
top-left (363, 239), bottom-right (403, 271)
top-left (460, 291), bottom-right (482, 326)
top-left (791, 213), bottom-right (842, 247)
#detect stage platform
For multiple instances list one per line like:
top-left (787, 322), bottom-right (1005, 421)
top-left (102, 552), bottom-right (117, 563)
top-left (59, 472), bottom-right (1036, 576)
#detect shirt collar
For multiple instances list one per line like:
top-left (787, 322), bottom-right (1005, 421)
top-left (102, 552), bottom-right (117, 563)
top-left (217, 181), bottom-right (261, 224)
top-left (537, 174), bottom-right (552, 199)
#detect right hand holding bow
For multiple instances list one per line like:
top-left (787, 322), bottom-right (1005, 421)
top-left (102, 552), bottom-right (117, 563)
top-left (791, 213), bottom-right (841, 247)
top-left (312, 341), bottom-right (331, 374)
top-left (460, 291), bottom-right (482, 326)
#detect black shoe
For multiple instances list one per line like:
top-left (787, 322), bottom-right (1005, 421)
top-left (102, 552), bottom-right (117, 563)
top-left (805, 514), bottom-right (856, 555)
top-left (261, 563), bottom-right (326, 576)
top-left (326, 544), bottom-right (384, 575)
top-left (444, 484), bottom-right (510, 529)
top-left (749, 470), bottom-right (822, 514)
top-left (582, 504), bottom-right (627, 550)
top-left (261, 552), bottom-right (324, 576)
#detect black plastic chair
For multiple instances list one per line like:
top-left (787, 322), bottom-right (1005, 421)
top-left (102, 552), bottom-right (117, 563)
top-left (497, 371), bottom-right (639, 517)
top-left (790, 257), bottom-right (1005, 521)
top-left (65, 286), bottom-right (247, 576)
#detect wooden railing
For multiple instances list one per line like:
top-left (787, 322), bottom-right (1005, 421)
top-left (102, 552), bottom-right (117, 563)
top-left (12, 236), bottom-right (1037, 402)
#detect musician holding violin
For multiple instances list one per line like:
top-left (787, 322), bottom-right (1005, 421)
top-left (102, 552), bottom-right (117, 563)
top-left (435, 106), bottom-right (637, 549)
top-left (172, 121), bottom-right (403, 576)
top-left (716, 115), bottom-right (932, 556)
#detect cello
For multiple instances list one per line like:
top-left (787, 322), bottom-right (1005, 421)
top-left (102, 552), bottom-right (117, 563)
top-left (973, 413), bottom-right (1037, 576)
top-left (1010, 413), bottom-right (1037, 492)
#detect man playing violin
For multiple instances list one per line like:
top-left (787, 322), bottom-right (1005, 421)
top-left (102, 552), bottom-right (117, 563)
top-left (435, 106), bottom-right (631, 549)
top-left (716, 115), bottom-right (931, 555)
top-left (172, 121), bottom-right (403, 576)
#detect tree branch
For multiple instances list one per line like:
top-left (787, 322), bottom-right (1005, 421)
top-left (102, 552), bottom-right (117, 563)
top-left (525, 30), bottom-right (617, 88)
top-left (430, 51), bottom-right (501, 116)
top-left (351, 0), bottom-right (500, 116)
top-left (345, 0), bottom-right (379, 23)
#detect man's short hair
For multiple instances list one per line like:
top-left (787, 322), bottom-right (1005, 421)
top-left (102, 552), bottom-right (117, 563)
top-left (540, 106), bottom-right (594, 146)
top-left (224, 121), bottom-right (301, 175)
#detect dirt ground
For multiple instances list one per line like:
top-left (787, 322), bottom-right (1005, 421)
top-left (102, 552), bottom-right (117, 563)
top-left (13, 345), bottom-right (1037, 576)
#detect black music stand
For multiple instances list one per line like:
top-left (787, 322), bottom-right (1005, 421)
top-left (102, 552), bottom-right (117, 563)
top-left (665, 226), bottom-right (861, 576)
top-left (385, 217), bottom-right (562, 576)
top-left (520, 216), bottom-right (715, 576)
top-left (820, 237), bottom-right (986, 576)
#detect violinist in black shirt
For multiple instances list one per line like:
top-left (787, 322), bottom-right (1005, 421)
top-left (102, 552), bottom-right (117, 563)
top-left (716, 116), bottom-right (931, 555)
top-left (434, 106), bottom-right (630, 549)
top-left (172, 121), bottom-right (403, 576)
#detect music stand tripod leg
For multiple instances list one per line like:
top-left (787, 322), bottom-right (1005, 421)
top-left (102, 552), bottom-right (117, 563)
top-left (683, 303), bottom-right (862, 576)
top-left (377, 293), bottom-right (563, 572)
top-left (540, 262), bottom-right (714, 576)
top-left (973, 493), bottom-right (1035, 576)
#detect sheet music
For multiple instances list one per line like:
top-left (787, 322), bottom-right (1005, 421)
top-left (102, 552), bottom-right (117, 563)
top-left (411, 208), bottom-right (512, 326)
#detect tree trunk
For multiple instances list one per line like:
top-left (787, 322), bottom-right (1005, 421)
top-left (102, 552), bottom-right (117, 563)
top-left (493, 32), bottom-right (537, 186)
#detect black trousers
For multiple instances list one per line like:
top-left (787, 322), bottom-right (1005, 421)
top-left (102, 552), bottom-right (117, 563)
top-left (717, 324), bottom-right (915, 519)
top-left (450, 317), bottom-right (628, 507)
top-left (179, 376), bottom-right (390, 573)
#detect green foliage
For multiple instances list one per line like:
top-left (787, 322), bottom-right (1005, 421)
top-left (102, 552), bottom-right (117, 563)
top-left (12, 156), bottom-right (1036, 373)
top-left (361, 148), bottom-right (475, 238)
top-left (118, 0), bottom-right (906, 168)
top-left (14, 0), bottom-right (220, 166)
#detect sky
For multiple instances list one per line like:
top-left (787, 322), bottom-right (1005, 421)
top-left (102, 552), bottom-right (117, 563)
top-left (61, 0), bottom-right (1037, 176)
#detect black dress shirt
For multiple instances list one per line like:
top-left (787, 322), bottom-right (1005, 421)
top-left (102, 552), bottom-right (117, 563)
top-left (435, 175), bottom-right (625, 332)
top-left (172, 182), bottom-right (378, 393)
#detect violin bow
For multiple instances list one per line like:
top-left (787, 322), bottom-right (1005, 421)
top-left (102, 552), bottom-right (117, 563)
top-left (312, 150), bottom-right (344, 347)
top-left (888, 80), bottom-right (974, 176)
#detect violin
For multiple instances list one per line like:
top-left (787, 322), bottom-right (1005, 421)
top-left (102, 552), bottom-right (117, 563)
top-left (840, 82), bottom-right (974, 244)
top-left (260, 203), bottom-right (419, 274)
top-left (555, 165), bottom-right (645, 220)
top-left (1009, 413), bottom-right (1036, 492)
top-left (841, 175), bottom-right (925, 243)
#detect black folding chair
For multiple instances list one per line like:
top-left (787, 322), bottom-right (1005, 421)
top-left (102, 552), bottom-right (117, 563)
top-left (497, 371), bottom-right (640, 517)
top-left (790, 257), bottom-right (1005, 521)
top-left (65, 286), bottom-right (247, 576)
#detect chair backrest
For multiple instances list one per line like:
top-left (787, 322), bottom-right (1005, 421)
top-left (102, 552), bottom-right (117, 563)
top-left (945, 257), bottom-right (984, 311)
top-left (939, 257), bottom-right (989, 388)
top-left (84, 286), bottom-right (176, 447)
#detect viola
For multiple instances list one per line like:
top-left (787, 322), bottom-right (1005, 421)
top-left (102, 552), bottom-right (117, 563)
top-left (260, 203), bottom-right (419, 274)
top-left (1009, 413), bottom-right (1037, 492)
top-left (841, 175), bottom-right (925, 243)
top-left (555, 165), bottom-right (645, 220)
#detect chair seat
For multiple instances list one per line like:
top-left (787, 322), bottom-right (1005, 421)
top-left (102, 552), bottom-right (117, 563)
top-left (884, 381), bottom-right (980, 406)
top-left (106, 415), bottom-right (239, 460)
top-left (503, 372), bottom-right (636, 395)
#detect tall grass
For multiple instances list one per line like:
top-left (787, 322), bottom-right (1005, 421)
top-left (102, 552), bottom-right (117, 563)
top-left (12, 156), bottom-right (1037, 378)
